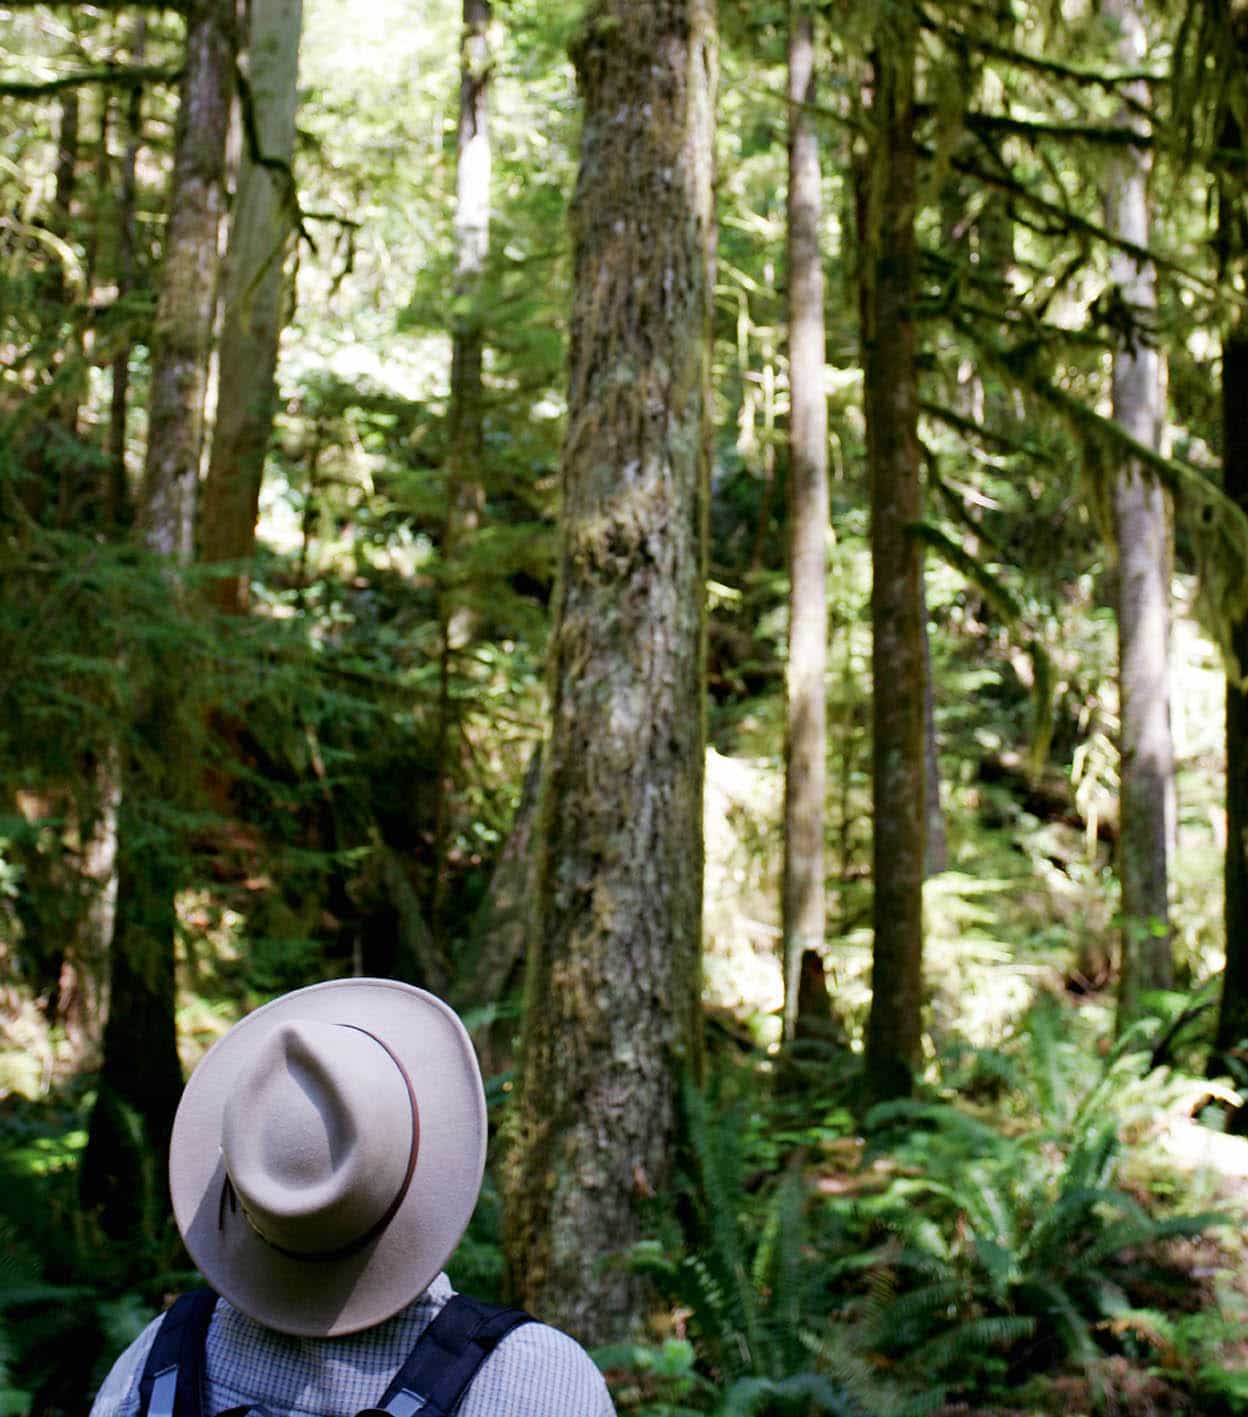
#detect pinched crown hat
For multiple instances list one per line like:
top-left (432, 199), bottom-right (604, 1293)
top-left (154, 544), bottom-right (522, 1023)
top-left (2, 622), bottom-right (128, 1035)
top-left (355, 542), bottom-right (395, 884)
top-left (169, 979), bottom-right (487, 1337)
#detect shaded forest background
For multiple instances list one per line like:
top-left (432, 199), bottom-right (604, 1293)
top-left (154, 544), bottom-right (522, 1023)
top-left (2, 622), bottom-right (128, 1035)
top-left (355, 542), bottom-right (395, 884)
top-left (5, 0), bottom-right (1248, 1413)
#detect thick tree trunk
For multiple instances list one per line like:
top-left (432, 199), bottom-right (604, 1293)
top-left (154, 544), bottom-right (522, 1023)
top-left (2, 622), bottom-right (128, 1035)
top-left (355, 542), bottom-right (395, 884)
top-left (199, 0), bottom-right (303, 612)
top-left (502, 0), bottom-right (715, 1346)
top-left (781, 2), bottom-right (829, 1045)
top-left (138, 0), bottom-right (235, 559)
top-left (430, 0), bottom-right (493, 929)
top-left (861, 10), bottom-right (925, 1104)
top-left (81, 0), bottom-right (234, 1241)
top-left (1104, 0), bottom-right (1173, 1030)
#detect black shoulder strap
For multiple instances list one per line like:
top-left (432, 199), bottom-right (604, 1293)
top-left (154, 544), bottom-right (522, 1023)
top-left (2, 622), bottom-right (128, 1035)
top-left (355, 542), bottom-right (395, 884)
top-left (137, 1288), bottom-right (219, 1417)
top-left (364, 1295), bottom-right (535, 1417)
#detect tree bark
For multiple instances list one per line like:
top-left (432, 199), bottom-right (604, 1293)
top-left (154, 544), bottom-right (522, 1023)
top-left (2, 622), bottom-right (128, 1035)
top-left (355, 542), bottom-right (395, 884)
top-left (861, 7), bottom-right (925, 1104)
top-left (430, 0), bottom-right (493, 929)
top-left (1214, 7), bottom-right (1248, 1121)
top-left (106, 17), bottom-right (146, 532)
top-left (1218, 331), bottom-right (1248, 1104)
top-left (199, 0), bottom-right (303, 612)
top-left (1104, 0), bottom-right (1173, 1030)
top-left (782, 0), bottom-right (829, 1044)
top-left (81, 0), bottom-right (234, 1242)
top-left (461, 743), bottom-right (541, 1075)
top-left (502, 0), bottom-right (715, 1346)
top-left (138, 0), bottom-right (235, 560)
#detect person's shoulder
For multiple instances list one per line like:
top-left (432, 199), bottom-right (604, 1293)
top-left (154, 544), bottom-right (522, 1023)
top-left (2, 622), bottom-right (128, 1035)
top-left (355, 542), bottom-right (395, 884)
top-left (87, 1312), bottom-right (166, 1417)
top-left (464, 1315), bottom-right (616, 1417)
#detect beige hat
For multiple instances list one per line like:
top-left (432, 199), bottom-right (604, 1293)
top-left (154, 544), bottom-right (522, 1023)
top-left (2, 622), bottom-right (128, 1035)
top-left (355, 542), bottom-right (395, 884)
top-left (169, 978), bottom-right (486, 1337)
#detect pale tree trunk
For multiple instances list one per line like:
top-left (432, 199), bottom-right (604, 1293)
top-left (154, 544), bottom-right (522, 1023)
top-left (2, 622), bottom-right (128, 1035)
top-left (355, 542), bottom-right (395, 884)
top-left (81, 0), bottom-right (234, 1243)
top-left (502, 0), bottom-right (715, 1346)
top-left (200, 0), bottom-right (303, 613)
top-left (431, 0), bottom-right (493, 929)
top-left (861, 6), bottom-right (925, 1103)
top-left (1105, 0), bottom-right (1173, 1031)
top-left (782, 0), bottom-right (829, 1044)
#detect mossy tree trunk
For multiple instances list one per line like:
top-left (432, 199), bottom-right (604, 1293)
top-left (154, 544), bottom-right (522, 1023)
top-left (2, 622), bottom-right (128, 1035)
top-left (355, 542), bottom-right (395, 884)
top-left (502, 0), bottom-right (716, 1346)
top-left (861, 4), bottom-right (925, 1104)
top-left (81, 0), bottom-right (234, 1242)
top-left (199, 0), bottom-right (303, 613)
top-left (782, 0), bottom-right (829, 1044)
top-left (1105, 0), bottom-right (1173, 1031)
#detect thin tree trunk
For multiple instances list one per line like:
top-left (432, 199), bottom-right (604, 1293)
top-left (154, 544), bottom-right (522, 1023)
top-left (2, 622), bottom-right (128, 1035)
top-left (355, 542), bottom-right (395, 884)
top-left (106, 17), bottom-right (145, 531)
top-left (1214, 12), bottom-right (1248, 1123)
top-left (199, 0), bottom-right (303, 613)
top-left (81, 0), bottom-right (234, 1242)
top-left (922, 579), bottom-right (948, 876)
top-left (1218, 328), bottom-right (1248, 1126)
top-left (430, 0), bottom-right (492, 929)
top-left (502, 0), bottom-right (715, 1345)
top-left (1104, 0), bottom-right (1173, 1030)
top-left (461, 743), bottom-right (542, 1076)
top-left (782, 0), bottom-right (829, 1044)
top-left (138, 0), bottom-right (235, 559)
top-left (861, 7), bottom-right (925, 1104)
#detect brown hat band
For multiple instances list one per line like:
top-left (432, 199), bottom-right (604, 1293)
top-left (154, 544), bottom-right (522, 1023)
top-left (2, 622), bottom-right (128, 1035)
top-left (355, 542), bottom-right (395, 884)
top-left (218, 1023), bottom-right (421, 1263)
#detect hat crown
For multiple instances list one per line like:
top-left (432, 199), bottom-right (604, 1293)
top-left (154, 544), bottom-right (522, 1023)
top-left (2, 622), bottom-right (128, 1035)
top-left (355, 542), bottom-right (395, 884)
top-left (222, 1020), bottom-right (413, 1256)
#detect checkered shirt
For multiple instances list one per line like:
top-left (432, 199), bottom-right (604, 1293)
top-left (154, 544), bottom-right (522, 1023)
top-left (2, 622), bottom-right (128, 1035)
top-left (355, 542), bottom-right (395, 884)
top-left (88, 1273), bottom-right (616, 1417)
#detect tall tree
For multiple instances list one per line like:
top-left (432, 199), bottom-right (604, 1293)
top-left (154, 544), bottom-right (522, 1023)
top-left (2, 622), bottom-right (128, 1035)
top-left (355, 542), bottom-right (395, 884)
top-left (106, 17), bottom-right (146, 531)
top-left (1105, 0), bottom-right (1174, 1029)
top-left (80, 0), bottom-right (235, 1239)
top-left (861, 0), bottom-right (925, 1102)
top-left (782, 0), bottom-right (829, 1044)
top-left (1203, 1), bottom-right (1248, 1112)
top-left (199, 0), bottom-right (303, 613)
top-left (502, 0), bottom-right (716, 1345)
top-left (430, 0), bottom-right (493, 927)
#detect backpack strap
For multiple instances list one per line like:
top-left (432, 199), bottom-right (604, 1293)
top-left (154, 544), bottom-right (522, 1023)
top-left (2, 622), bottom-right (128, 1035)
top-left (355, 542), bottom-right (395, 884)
top-left (363, 1295), bottom-right (535, 1417)
top-left (137, 1289), bottom-right (219, 1417)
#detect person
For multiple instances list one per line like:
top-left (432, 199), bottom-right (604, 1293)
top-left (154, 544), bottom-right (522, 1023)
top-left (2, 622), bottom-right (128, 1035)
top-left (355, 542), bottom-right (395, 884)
top-left (88, 977), bottom-right (616, 1417)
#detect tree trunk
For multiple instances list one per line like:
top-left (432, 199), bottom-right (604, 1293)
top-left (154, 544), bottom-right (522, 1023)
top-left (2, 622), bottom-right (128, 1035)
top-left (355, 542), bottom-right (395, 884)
top-left (1104, 0), bottom-right (1173, 1030)
top-left (138, 0), bottom-right (235, 560)
top-left (81, 0), bottom-right (234, 1241)
top-left (199, 0), bottom-right (303, 613)
top-left (1219, 333), bottom-right (1248, 1085)
top-left (461, 743), bottom-right (541, 1075)
top-left (922, 573), bottom-right (947, 876)
top-left (430, 0), bottom-right (493, 930)
top-left (106, 17), bottom-right (145, 532)
top-left (502, 0), bottom-right (715, 1346)
top-left (781, 1), bottom-right (829, 1045)
top-left (861, 9), bottom-right (925, 1104)
top-left (1215, 8), bottom-right (1248, 1116)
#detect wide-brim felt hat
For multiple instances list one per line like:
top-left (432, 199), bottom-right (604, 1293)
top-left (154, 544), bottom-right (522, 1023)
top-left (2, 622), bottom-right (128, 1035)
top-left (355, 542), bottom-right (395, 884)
top-left (169, 978), bottom-right (487, 1337)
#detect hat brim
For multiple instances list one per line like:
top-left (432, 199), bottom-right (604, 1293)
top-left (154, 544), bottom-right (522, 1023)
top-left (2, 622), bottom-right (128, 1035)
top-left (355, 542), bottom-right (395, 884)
top-left (169, 978), bottom-right (487, 1337)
